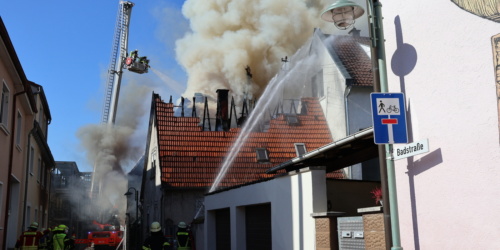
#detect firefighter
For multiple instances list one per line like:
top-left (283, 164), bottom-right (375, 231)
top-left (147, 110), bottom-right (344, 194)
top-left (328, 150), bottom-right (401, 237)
top-left (176, 222), bottom-right (192, 250)
top-left (130, 49), bottom-right (139, 62)
top-left (39, 228), bottom-right (52, 250)
top-left (142, 222), bottom-right (171, 250)
top-left (64, 234), bottom-right (75, 250)
top-left (52, 224), bottom-right (71, 250)
top-left (139, 56), bottom-right (150, 68)
top-left (15, 222), bottom-right (43, 250)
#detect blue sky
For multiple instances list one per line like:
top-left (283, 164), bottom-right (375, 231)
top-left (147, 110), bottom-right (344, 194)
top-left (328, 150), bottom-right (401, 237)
top-left (1, 1), bottom-right (189, 172)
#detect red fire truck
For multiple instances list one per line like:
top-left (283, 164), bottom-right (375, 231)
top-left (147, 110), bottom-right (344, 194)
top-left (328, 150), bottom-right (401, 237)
top-left (74, 221), bottom-right (124, 249)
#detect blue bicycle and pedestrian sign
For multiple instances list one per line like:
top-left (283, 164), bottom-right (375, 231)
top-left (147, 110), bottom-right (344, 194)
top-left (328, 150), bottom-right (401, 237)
top-left (370, 93), bottom-right (408, 144)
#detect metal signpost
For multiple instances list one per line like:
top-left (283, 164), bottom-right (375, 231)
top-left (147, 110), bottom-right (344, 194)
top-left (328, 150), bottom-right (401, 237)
top-left (370, 92), bottom-right (407, 250)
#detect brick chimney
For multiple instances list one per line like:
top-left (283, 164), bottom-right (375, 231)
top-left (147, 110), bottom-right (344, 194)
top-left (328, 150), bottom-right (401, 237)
top-left (216, 89), bottom-right (229, 131)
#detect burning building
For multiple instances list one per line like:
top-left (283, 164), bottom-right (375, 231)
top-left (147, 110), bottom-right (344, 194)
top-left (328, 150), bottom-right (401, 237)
top-left (140, 89), bottom-right (344, 248)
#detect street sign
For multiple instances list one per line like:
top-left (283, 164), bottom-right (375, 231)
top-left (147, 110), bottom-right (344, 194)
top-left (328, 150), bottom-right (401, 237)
top-left (391, 139), bottom-right (429, 160)
top-left (370, 93), bottom-right (408, 144)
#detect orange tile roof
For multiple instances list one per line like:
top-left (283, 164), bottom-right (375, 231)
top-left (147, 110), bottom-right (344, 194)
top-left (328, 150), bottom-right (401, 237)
top-left (154, 95), bottom-right (345, 189)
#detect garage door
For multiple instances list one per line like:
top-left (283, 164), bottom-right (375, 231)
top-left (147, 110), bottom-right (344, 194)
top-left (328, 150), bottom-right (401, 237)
top-left (216, 208), bottom-right (231, 250)
top-left (246, 203), bottom-right (271, 250)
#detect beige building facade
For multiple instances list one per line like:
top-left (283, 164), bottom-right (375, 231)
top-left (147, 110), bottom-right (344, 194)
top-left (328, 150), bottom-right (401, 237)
top-left (0, 17), bottom-right (54, 249)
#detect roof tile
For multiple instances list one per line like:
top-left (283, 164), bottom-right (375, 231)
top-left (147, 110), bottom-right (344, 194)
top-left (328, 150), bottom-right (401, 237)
top-left (154, 96), bottom-right (345, 188)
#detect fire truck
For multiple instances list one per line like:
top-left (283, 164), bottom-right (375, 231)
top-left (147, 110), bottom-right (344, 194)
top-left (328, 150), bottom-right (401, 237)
top-left (74, 221), bottom-right (124, 249)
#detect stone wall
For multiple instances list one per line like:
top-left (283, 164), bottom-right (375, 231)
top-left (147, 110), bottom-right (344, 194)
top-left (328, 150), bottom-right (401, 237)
top-left (363, 213), bottom-right (386, 250)
top-left (315, 217), bottom-right (338, 250)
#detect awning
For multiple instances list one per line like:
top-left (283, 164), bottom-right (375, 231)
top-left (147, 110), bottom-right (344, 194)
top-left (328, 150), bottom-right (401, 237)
top-left (266, 127), bottom-right (378, 174)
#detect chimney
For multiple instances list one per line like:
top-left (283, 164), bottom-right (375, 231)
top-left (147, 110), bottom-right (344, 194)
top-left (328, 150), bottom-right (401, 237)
top-left (215, 89), bottom-right (229, 131)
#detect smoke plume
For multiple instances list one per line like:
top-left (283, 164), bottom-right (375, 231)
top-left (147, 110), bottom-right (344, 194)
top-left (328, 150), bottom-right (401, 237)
top-left (76, 81), bottom-right (151, 222)
top-left (176, 0), bottom-right (331, 102)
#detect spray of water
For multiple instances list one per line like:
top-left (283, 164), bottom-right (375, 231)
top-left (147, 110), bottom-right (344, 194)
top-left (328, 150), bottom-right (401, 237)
top-left (209, 32), bottom-right (325, 192)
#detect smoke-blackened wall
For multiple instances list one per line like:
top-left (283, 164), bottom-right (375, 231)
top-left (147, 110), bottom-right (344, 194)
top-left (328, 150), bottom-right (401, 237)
top-left (175, 0), bottom-right (330, 103)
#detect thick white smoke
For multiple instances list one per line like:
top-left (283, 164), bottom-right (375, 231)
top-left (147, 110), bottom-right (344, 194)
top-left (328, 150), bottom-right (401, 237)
top-left (176, 0), bottom-right (331, 102)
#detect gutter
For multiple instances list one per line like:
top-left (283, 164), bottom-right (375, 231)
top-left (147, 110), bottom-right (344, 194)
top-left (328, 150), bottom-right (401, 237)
top-left (266, 127), bottom-right (374, 174)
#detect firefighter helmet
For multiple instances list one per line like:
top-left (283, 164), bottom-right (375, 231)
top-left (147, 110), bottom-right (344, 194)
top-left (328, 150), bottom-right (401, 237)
top-left (150, 221), bottom-right (161, 232)
top-left (178, 221), bottom-right (187, 229)
top-left (29, 222), bottom-right (39, 229)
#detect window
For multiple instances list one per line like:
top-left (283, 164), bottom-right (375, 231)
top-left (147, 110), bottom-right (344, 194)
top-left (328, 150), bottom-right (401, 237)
top-left (0, 82), bottom-right (10, 128)
top-left (256, 148), bottom-right (269, 162)
top-left (38, 106), bottom-right (43, 123)
top-left (16, 111), bottom-right (22, 146)
top-left (34, 208), bottom-right (38, 223)
top-left (150, 160), bottom-right (156, 180)
top-left (37, 158), bottom-right (42, 183)
top-left (312, 70), bottom-right (324, 98)
top-left (26, 205), bottom-right (31, 229)
top-left (150, 149), bottom-right (157, 180)
top-left (286, 115), bottom-right (300, 126)
top-left (42, 209), bottom-right (47, 228)
top-left (294, 143), bottom-right (307, 157)
top-left (29, 147), bottom-right (34, 175)
top-left (38, 106), bottom-right (45, 134)
top-left (41, 163), bottom-right (47, 188)
top-left (61, 176), bottom-right (67, 187)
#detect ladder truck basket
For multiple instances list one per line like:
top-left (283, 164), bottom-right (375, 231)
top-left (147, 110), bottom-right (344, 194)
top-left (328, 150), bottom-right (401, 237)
top-left (125, 57), bottom-right (149, 74)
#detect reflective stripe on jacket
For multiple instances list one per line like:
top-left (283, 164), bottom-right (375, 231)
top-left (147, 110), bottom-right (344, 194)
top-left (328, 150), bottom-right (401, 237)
top-left (176, 231), bottom-right (191, 250)
top-left (142, 234), bottom-right (171, 250)
top-left (52, 233), bottom-right (67, 250)
top-left (16, 231), bottom-right (43, 250)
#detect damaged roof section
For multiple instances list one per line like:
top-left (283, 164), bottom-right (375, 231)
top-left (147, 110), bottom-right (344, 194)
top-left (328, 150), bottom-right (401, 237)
top-left (152, 94), bottom-right (345, 190)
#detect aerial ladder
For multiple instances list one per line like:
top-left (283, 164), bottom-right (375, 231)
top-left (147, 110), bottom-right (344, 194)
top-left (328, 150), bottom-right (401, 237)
top-left (89, 0), bottom-right (149, 226)
top-left (101, 0), bottom-right (149, 125)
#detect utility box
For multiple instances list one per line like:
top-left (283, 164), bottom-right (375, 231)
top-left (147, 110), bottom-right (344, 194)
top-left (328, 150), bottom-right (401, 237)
top-left (337, 216), bottom-right (365, 249)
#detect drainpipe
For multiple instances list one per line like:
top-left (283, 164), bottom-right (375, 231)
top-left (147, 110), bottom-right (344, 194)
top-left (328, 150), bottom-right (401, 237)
top-left (344, 85), bottom-right (352, 136)
top-left (21, 123), bottom-right (35, 231)
top-left (366, 1), bottom-right (394, 248)
top-left (3, 90), bottom-right (26, 249)
top-left (344, 85), bottom-right (352, 178)
top-left (47, 165), bottom-right (53, 230)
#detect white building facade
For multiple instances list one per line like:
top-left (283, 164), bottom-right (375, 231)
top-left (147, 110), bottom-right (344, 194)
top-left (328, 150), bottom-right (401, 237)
top-left (384, 1), bottom-right (500, 249)
top-left (341, 0), bottom-right (500, 249)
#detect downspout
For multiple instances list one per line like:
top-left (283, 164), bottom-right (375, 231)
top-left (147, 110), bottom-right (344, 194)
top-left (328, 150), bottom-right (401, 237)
top-left (21, 124), bottom-right (35, 231)
top-left (3, 90), bottom-right (26, 249)
top-left (160, 187), bottom-right (164, 236)
top-left (47, 166), bottom-right (53, 229)
top-left (344, 85), bottom-right (352, 135)
top-left (344, 85), bottom-right (352, 178)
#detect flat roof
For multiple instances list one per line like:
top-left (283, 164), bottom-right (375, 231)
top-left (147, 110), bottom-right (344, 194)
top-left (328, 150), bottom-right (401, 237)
top-left (266, 127), bottom-right (378, 174)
